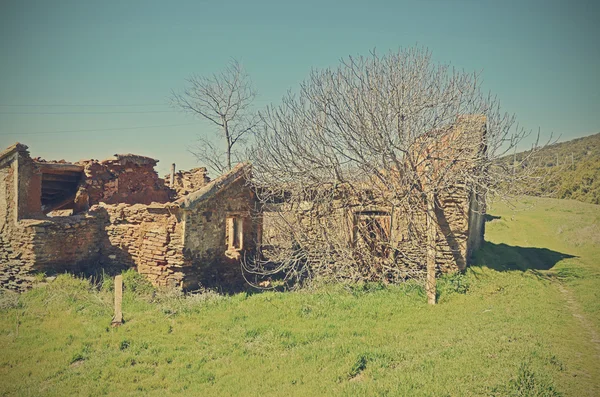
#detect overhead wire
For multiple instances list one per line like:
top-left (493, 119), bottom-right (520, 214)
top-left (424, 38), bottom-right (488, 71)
top-left (0, 110), bottom-right (177, 114)
top-left (0, 103), bottom-right (168, 107)
top-left (0, 102), bottom-right (198, 135)
top-left (0, 103), bottom-right (200, 136)
top-left (0, 122), bottom-right (200, 136)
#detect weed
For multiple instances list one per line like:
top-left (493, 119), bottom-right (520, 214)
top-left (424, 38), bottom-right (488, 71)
top-left (119, 339), bottom-right (131, 351)
top-left (492, 362), bottom-right (562, 396)
top-left (121, 269), bottom-right (155, 297)
top-left (349, 354), bottom-right (368, 378)
top-left (0, 291), bottom-right (21, 311)
top-left (100, 270), bottom-right (114, 292)
top-left (349, 282), bottom-right (387, 296)
top-left (69, 353), bottom-right (85, 365)
top-left (437, 271), bottom-right (470, 299)
top-left (33, 272), bottom-right (46, 282)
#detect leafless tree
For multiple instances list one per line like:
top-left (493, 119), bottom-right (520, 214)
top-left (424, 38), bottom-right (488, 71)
top-left (245, 47), bottom-right (550, 303)
top-left (172, 59), bottom-right (258, 173)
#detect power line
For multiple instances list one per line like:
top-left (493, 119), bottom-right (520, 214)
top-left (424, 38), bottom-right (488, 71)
top-left (0, 122), bottom-right (200, 136)
top-left (0, 103), bottom-right (169, 107)
top-left (0, 110), bottom-right (177, 115)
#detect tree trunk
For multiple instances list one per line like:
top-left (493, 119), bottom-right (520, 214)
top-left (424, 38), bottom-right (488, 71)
top-left (223, 119), bottom-right (232, 170)
top-left (226, 145), bottom-right (232, 171)
top-left (425, 191), bottom-right (437, 305)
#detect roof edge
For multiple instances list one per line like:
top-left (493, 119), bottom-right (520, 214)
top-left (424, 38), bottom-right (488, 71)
top-left (175, 162), bottom-right (251, 210)
top-left (0, 143), bottom-right (29, 162)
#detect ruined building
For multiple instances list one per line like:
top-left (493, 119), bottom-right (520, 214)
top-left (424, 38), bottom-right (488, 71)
top-left (259, 115), bottom-right (487, 281)
top-left (0, 144), bottom-right (259, 291)
top-left (1, 116), bottom-right (486, 291)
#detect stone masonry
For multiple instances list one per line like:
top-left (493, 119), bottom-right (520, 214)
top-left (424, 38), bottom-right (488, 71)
top-left (0, 143), bottom-right (256, 292)
top-left (1, 115), bottom-right (485, 291)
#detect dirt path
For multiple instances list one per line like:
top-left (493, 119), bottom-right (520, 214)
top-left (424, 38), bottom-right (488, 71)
top-left (557, 283), bottom-right (600, 357)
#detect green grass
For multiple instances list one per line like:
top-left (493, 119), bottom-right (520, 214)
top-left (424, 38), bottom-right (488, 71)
top-left (1, 197), bottom-right (599, 396)
top-left (480, 197), bottom-right (600, 331)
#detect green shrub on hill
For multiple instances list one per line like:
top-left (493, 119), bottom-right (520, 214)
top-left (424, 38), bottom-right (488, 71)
top-left (501, 132), bottom-right (600, 204)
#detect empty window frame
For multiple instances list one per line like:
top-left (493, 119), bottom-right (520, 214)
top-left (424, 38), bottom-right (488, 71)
top-left (226, 215), bottom-right (245, 252)
top-left (353, 211), bottom-right (391, 257)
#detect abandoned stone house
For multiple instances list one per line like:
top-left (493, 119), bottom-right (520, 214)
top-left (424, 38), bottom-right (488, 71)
top-left (260, 115), bottom-right (487, 280)
top-left (1, 116), bottom-right (485, 291)
top-left (0, 143), bottom-right (259, 291)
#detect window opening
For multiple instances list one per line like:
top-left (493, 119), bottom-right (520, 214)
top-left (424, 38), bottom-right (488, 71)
top-left (353, 211), bottom-right (391, 257)
top-left (226, 215), bottom-right (245, 258)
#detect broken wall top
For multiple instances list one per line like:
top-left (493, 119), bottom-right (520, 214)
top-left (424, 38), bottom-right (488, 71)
top-left (0, 143), bottom-right (29, 163)
top-left (1, 142), bottom-right (256, 218)
top-left (165, 167), bottom-right (211, 199)
top-left (101, 154), bottom-right (159, 167)
top-left (174, 163), bottom-right (251, 210)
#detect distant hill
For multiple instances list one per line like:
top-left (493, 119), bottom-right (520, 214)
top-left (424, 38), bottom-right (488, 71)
top-left (502, 132), bottom-right (600, 204)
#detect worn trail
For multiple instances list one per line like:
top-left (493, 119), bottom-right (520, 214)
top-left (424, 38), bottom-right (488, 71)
top-left (557, 283), bottom-right (600, 357)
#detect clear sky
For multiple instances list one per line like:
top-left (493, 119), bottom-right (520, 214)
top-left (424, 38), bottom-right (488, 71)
top-left (1, 0), bottom-right (598, 176)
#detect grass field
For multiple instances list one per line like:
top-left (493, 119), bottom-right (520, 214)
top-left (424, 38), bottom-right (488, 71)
top-left (1, 197), bottom-right (599, 396)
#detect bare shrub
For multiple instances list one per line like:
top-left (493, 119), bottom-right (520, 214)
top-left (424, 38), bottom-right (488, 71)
top-left (245, 47), bottom-right (550, 303)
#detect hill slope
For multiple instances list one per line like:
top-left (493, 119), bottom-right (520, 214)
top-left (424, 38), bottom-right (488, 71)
top-left (505, 132), bottom-right (600, 204)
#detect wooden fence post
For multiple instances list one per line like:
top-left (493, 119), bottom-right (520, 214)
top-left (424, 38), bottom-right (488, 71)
top-left (112, 275), bottom-right (123, 327)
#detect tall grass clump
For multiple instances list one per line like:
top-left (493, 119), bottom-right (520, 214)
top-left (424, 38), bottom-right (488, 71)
top-left (491, 362), bottom-right (562, 397)
top-left (436, 271), bottom-right (471, 302)
top-left (121, 268), bottom-right (155, 298)
top-left (0, 290), bottom-right (21, 311)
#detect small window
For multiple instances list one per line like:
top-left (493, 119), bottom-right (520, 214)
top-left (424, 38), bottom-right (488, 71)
top-left (353, 211), bottom-right (391, 257)
top-left (226, 215), bottom-right (244, 257)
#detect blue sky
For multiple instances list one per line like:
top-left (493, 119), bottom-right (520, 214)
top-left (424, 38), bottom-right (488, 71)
top-left (1, 0), bottom-right (598, 176)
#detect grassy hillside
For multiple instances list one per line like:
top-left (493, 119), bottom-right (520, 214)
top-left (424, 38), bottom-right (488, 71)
top-left (1, 197), bottom-right (599, 396)
top-left (504, 132), bottom-right (600, 204)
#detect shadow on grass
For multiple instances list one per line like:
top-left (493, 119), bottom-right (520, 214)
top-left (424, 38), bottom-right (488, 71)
top-left (472, 241), bottom-right (575, 272)
top-left (484, 214), bottom-right (501, 222)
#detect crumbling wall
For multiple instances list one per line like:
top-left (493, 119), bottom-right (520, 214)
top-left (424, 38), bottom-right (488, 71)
top-left (182, 178), bottom-right (259, 289)
top-left (0, 145), bottom-right (175, 291)
top-left (20, 216), bottom-right (102, 270)
top-left (260, 183), bottom-right (473, 280)
top-left (97, 203), bottom-right (194, 289)
top-left (388, 186), bottom-right (472, 275)
top-left (79, 155), bottom-right (171, 206)
top-left (3, 144), bottom-right (265, 292)
top-left (0, 147), bottom-right (18, 232)
top-left (1, 145), bottom-right (45, 291)
top-left (0, 144), bottom-right (42, 225)
top-left (1, 215), bottom-right (103, 291)
top-left (434, 186), bottom-right (471, 272)
top-left (1, 145), bottom-right (33, 291)
top-left (165, 167), bottom-right (210, 198)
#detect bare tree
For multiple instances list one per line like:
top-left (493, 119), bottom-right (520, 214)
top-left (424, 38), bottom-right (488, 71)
top-left (172, 59), bottom-right (258, 173)
top-left (246, 48), bottom-right (549, 303)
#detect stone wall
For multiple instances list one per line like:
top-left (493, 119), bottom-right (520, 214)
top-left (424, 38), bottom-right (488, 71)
top-left (18, 216), bottom-right (102, 271)
top-left (0, 144), bottom-right (42, 225)
top-left (1, 143), bottom-right (261, 292)
top-left (181, 177), bottom-right (259, 289)
top-left (261, 183), bottom-right (476, 279)
top-left (79, 155), bottom-right (171, 206)
top-left (2, 137), bottom-right (482, 291)
top-left (165, 167), bottom-right (210, 198)
top-left (0, 215), bottom-right (103, 291)
top-left (1, 145), bottom-right (32, 291)
top-left (205, 116), bottom-right (484, 282)
top-left (433, 186), bottom-right (471, 272)
top-left (97, 203), bottom-right (193, 289)
top-left (0, 146), bottom-right (159, 290)
top-left (0, 145), bottom-right (18, 233)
